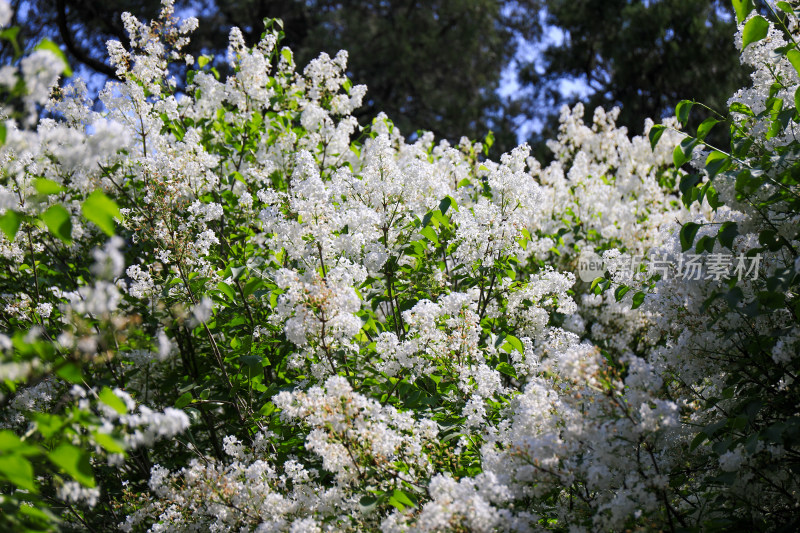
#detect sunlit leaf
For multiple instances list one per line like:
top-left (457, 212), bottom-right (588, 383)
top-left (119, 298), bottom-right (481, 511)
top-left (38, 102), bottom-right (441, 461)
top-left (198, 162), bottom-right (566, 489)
top-left (34, 38), bottom-right (72, 76)
top-left (0, 210), bottom-right (21, 241)
top-left (0, 455), bottom-right (36, 492)
top-left (48, 443), bottom-right (95, 487)
top-left (41, 205), bottom-right (72, 243)
top-left (99, 387), bottom-right (128, 415)
top-left (742, 16), bottom-right (769, 50)
top-left (82, 190), bottom-right (121, 236)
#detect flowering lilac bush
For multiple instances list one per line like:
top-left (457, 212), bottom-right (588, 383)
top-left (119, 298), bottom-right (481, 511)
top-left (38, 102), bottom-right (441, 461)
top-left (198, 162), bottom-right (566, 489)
top-left (1, 0), bottom-right (798, 531)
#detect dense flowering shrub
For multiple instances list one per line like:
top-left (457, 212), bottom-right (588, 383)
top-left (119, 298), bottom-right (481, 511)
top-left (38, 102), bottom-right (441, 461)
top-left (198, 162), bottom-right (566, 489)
top-left (0, 0), bottom-right (798, 531)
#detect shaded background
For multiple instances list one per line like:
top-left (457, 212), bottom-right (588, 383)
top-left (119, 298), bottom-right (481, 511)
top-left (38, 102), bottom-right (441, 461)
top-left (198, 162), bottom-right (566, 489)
top-left (2, 0), bottom-right (750, 158)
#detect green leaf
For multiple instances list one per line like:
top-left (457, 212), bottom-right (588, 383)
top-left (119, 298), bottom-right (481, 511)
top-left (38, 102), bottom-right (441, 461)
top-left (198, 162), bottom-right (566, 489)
top-left (673, 144), bottom-right (687, 168)
top-left (33, 413), bottom-right (63, 439)
top-left (0, 210), bottom-right (21, 241)
top-left (34, 38), bottom-right (72, 77)
top-left (706, 185), bottom-right (724, 209)
top-left (676, 100), bottom-right (693, 126)
top-left (0, 431), bottom-right (39, 456)
top-left (98, 387), bottom-right (128, 415)
top-left (359, 494), bottom-right (379, 514)
top-left (243, 277), bottom-right (264, 298)
top-left (420, 211), bottom-right (433, 228)
top-left (81, 190), bottom-right (121, 236)
top-left (217, 282), bottom-right (236, 302)
top-left (174, 392), bottom-right (193, 409)
top-left (419, 226), bottom-right (438, 244)
top-left (0, 431), bottom-right (24, 452)
top-left (18, 504), bottom-right (56, 528)
top-left (759, 229), bottom-right (783, 251)
top-left (55, 362), bottom-right (83, 384)
top-left (732, 0), bottom-right (755, 24)
top-left (0, 26), bottom-right (20, 46)
top-left (389, 489), bottom-right (416, 510)
top-left (341, 78), bottom-right (352, 94)
top-left (673, 136), bottom-right (697, 168)
top-left (690, 431), bottom-right (707, 452)
top-left (718, 221), bottom-right (739, 249)
top-left (239, 355), bottom-right (262, 371)
top-left (614, 285), bottom-right (631, 302)
top-left (742, 16), bottom-right (769, 50)
top-left (776, 1), bottom-right (794, 15)
top-left (230, 265), bottom-right (247, 280)
top-left (33, 178), bottom-right (65, 195)
top-left (504, 334), bottom-right (523, 354)
top-left (281, 48), bottom-right (293, 64)
top-left (787, 50), bottom-right (800, 78)
top-left (92, 432), bottom-right (125, 454)
top-left (695, 235), bottom-right (715, 254)
top-left (729, 102), bottom-right (754, 116)
top-left (795, 86), bottom-right (800, 114)
top-left (680, 222), bottom-right (701, 252)
top-left (705, 151), bottom-right (730, 179)
top-left (0, 454), bottom-right (36, 492)
top-left (48, 443), bottom-right (95, 487)
top-left (765, 97), bottom-right (786, 139)
top-left (0, 122), bottom-right (6, 145)
top-left (648, 124), bottom-right (665, 150)
top-left (198, 55), bottom-right (211, 68)
top-left (483, 131), bottom-right (494, 155)
top-left (496, 362), bottom-right (517, 378)
top-left (631, 291), bottom-right (646, 309)
top-left (735, 169), bottom-right (761, 196)
top-left (673, 143), bottom-right (693, 168)
top-left (41, 205), bottom-right (72, 243)
top-left (438, 197), bottom-right (452, 215)
top-left (758, 290), bottom-right (785, 308)
top-left (696, 118), bottom-right (720, 141)
top-left (431, 210), bottom-right (449, 227)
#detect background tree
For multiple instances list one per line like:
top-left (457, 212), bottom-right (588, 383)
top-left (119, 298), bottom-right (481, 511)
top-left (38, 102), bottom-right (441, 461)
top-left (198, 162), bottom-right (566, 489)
top-left (516, 0), bottom-right (750, 157)
top-left (3, 0), bottom-right (750, 156)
